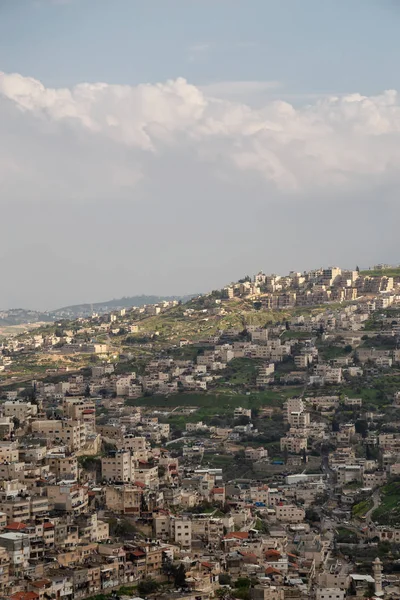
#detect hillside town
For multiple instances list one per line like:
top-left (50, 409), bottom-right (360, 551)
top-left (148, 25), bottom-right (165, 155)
top-left (1, 265), bottom-right (400, 600)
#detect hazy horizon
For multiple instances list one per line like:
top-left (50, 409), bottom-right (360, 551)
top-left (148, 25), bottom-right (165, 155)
top-left (1, 1), bottom-right (400, 310)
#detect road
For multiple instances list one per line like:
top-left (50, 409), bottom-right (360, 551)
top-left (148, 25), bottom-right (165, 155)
top-left (365, 489), bottom-right (380, 524)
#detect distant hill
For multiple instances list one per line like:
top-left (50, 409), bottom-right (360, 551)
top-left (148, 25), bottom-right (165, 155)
top-left (0, 295), bottom-right (196, 325)
top-left (51, 294), bottom-right (195, 318)
top-left (0, 308), bottom-right (54, 326)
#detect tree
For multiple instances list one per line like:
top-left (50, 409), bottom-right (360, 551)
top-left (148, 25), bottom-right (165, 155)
top-left (84, 384), bottom-right (91, 398)
top-left (162, 556), bottom-right (176, 582)
top-left (12, 416), bottom-right (20, 430)
top-left (355, 419), bottom-right (369, 438)
top-left (216, 589), bottom-right (233, 600)
top-left (332, 420), bottom-right (340, 432)
top-left (302, 448), bottom-right (307, 463)
top-left (235, 578), bottom-right (251, 589)
top-left (137, 578), bottom-right (159, 597)
top-left (140, 494), bottom-right (149, 513)
top-left (283, 445), bottom-right (289, 464)
top-left (174, 563), bottom-right (187, 589)
top-left (30, 382), bottom-right (38, 404)
top-left (234, 415), bottom-right (250, 427)
top-left (218, 574), bottom-right (232, 586)
top-left (305, 508), bottom-right (320, 522)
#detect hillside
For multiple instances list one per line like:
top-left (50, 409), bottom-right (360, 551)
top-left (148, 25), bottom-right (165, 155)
top-left (360, 267), bottom-right (400, 277)
top-left (0, 308), bottom-right (54, 326)
top-left (112, 296), bottom-right (339, 346)
top-left (51, 294), bottom-right (195, 318)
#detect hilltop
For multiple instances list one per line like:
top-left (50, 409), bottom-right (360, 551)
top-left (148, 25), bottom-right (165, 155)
top-left (1, 261), bottom-right (400, 388)
top-left (0, 294), bottom-right (195, 326)
top-left (52, 293), bottom-right (195, 318)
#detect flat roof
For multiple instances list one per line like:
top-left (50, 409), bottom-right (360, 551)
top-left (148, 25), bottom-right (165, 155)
top-left (0, 532), bottom-right (29, 540)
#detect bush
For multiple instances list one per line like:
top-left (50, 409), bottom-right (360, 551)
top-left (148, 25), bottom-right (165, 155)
top-left (137, 578), bottom-right (159, 597)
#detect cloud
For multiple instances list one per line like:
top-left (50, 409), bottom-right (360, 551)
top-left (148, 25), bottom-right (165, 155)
top-left (1, 71), bottom-right (400, 199)
top-left (3, 71), bottom-right (400, 309)
top-left (200, 80), bottom-right (281, 99)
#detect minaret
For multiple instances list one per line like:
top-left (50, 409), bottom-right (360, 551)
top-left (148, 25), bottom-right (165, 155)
top-left (373, 557), bottom-right (383, 597)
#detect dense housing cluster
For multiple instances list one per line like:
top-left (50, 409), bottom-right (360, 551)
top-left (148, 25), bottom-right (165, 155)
top-left (0, 265), bottom-right (400, 600)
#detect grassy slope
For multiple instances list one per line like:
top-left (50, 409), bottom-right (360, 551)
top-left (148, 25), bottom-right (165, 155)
top-left (372, 481), bottom-right (400, 525)
top-left (125, 299), bottom-right (340, 344)
top-left (127, 387), bottom-right (302, 410)
top-left (360, 268), bottom-right (400, 278)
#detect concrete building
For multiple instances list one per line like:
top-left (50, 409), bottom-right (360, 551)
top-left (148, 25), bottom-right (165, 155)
top-left (0, 532), bottom-right (30, 576)
top-left (31, 420), bottom-right (86, 452)
top-left (2, 401), bottom-right (38, 421)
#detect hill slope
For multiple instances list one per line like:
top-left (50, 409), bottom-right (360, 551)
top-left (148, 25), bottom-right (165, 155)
top-left (52, 295), bottom-right (195, 318)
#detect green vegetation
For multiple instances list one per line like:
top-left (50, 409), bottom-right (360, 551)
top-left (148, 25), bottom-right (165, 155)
top-left (352, 498), bottom-right (373, 518)
top-left (360, 267), bottom-right (400, 277)
top-left (219, 358), bottom-right (263, 386)
top-left (137, 578), bottom-right (160, 597)
top-left (340, 373), bottom-right (400, 407)
top-left (232, 577), bottom-right (253, 600)
top-left (107, 517), bottom-right (142, 539)
top-left (360, 334), bottom-right (397, 350)
top-left (83, 585), bottom-right (139, 600)
top-left (127, 388), bottom-right (301, 410)
top-left (372, 481), bottom-right (400, 525)
top-left (77, 455), bottom-right (102, 471)
top-left (336, 527), bottom-right (360, 544)
top-left (281, 330), bottom-right (313, 341)
top-left (318, 344), bottom-right (350, 361)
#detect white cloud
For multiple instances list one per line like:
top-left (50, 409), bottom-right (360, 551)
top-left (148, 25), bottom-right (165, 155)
top-left (200, 80), bottom-right (281, 99)
top-left (1, 71), bottom-right (400, 198)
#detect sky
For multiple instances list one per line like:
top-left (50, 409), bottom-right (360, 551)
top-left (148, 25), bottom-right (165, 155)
top-left (1, 0), bottom-right (400, 309)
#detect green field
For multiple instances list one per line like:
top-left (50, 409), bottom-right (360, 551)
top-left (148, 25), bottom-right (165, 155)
top-left (127, 388), bottom-right (302, 410)
top-left (218, 358), bottom-right (263, 386)
top-left (318, 344), bottom-right (350, 361)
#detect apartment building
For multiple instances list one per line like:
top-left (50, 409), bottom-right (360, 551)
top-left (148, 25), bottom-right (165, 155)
top-left (171, 518), bottom-right (192, 548)
top-left (335, 465), bottom-right (362, 486)
top-left (105, 485), bottom-right (142, 514)
top-left (275, 504), bottom-right (305, 524)
top-left (31, 420), bottom-right (86, 452)
top-left (280, 435), bottom-right (308, 454)
top-left (0, 442), bottom-right (19, 462)
top-left (46, 483), bottom-right (88, 514)
top-left (133, 464), bottom-right (159, 490)
top-left (285, 398), bottom-right (305, 418)
top-left (316, 589), bottom-right (345, 600)
top-left (288, 411), bottom-right (310, 428)
top-left (0, 532), bottom-right (30, 576)
top-left (2, 401), bottom-right (38, 421)
top-left (101, 451), bottom-right (133, 483)
top-left (46, 453), bottom-right (79, 481)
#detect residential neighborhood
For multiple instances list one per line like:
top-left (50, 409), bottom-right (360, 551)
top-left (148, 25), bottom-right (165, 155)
top-left (0, 265), bottom-right (400, 600)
